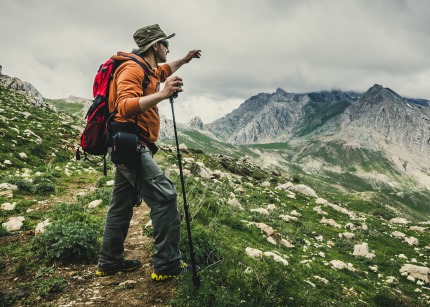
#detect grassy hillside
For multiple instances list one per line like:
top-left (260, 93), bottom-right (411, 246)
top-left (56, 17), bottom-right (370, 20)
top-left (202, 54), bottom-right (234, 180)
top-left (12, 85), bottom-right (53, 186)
top-left (1, 86), bottom-right (429, 306)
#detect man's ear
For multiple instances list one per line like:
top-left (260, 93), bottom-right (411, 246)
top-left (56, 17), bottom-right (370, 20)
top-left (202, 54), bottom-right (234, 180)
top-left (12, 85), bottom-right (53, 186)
top-left (152, 43), bottom-right (158, 51)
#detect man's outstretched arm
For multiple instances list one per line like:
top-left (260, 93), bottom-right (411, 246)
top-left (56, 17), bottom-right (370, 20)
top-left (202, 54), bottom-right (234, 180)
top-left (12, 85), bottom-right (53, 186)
top-left (168, 50), bottom-right (202, 73)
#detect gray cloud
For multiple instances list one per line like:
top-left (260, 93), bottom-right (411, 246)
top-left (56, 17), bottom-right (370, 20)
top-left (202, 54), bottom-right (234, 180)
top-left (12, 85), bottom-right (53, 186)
top-left (1, 0), bottom-right (429, 123)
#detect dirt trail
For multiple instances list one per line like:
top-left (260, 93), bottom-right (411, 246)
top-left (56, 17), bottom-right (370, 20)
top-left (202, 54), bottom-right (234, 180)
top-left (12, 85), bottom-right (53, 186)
top-left (49, 204), bottom-right (177, 306)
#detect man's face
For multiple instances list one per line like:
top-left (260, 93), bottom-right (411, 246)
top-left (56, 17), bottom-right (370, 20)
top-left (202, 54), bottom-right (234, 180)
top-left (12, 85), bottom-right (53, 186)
top-left (156, 40), bottom-right (169, 63)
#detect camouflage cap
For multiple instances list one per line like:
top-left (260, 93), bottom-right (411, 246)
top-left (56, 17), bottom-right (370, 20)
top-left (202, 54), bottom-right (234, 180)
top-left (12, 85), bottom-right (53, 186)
top-left (133, 24), bottom-right (175, 54)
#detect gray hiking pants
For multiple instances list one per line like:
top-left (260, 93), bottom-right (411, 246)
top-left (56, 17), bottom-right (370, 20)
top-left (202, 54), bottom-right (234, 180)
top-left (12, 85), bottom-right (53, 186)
top-left (98, 146), bottom-right (182, 274)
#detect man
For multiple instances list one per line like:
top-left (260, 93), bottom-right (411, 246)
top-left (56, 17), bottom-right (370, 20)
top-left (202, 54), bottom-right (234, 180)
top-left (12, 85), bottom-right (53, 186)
top-left (96, 24), bottom-right (201, 281)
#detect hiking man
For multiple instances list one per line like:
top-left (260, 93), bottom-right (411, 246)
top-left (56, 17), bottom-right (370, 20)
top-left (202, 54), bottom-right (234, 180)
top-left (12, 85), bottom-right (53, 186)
top-left (96, 24), bottom-right (201, 281)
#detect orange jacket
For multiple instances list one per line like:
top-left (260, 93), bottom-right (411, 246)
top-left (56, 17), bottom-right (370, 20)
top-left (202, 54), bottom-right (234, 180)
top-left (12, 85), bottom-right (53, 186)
top-left (108, 51), bottom-right (172, 143)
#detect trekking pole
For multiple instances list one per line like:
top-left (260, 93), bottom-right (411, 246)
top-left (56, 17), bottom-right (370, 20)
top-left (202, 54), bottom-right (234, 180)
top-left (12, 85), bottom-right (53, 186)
top-left (169, 92), bottom-right (200, 289)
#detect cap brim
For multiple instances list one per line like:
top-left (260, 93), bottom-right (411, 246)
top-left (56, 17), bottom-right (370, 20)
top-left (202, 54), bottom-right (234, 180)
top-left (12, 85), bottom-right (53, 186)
top-left (134, 33), bottom-right (175, 54)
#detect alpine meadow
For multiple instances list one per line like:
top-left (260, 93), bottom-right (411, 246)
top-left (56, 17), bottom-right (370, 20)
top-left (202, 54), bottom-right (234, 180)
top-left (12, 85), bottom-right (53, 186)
top-left (0, 66), bottom-right (429, 306)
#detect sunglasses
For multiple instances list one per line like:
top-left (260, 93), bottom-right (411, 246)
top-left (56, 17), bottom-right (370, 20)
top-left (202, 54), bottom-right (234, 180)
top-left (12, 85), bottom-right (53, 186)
top-left (159, 40), bottom-right (169, 48)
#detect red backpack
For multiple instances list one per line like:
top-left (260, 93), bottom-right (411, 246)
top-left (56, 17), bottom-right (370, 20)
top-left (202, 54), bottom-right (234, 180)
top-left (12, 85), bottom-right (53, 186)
top-left (76, 56), bottom-right (150, 174)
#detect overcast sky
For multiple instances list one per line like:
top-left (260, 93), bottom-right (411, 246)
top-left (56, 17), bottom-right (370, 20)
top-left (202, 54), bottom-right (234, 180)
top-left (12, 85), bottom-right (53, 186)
top-left (1, 0), bottom-right (429, 123)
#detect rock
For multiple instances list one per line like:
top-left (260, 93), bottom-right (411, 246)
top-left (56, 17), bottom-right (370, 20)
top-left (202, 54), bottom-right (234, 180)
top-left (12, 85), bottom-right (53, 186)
top-left (1, 202), bottom-right (16, 211)
top-left (254, 222), bottom-right (277, 236)
top-left (227, 198), bottom-right (244, 210)
top-left (106, 180), bottom-right (115, 186)
top-left (2, 216), bottom-right (25, 232)
top-left (316, 198), bottom-right (329, 205)
top-left (399, 264), bottom-right (430, 283)
top-left (404, 236), bottom-right (419, 246)
top-left (234, 186), bottom-right (245, 194)
top-left (288, 184), bottom-right (318, 198)
top-left (119, 280), bottom-right (137, 287)
top-left (290, 210), bottom-right (301, 217)
top-left (0, 183), bottom-right (18, 191)
top-left (345, 223), bottom-right (356, 231)
top-left (390, 217), bottom-right (410, 224)
top-left (275, 182), bottom-right (293, 191)
top-left (369, 265), bottom-right (378, 272)
top-left (392, 231), bottom-right (406, 238)
top-left (251, 208), bottom-right (269, 215)
top-left (314, 276), bottom-right (329, 285)
top-left (353, 243), bottom-right (375, 259)
top-left (245, 247), bottom-right (263, 259)
top-left (88, 199), bottom-right (103, 209)
top-left (263, 252), bottom-right (288, 266)
top-left (339, 232), bottom-right (355, 240)
top-left (385, 276), bottom-right (398, 284)
top-left (330, 260), bottom-right (355, 271)
top-left (280, 239), bottom-right (295, 248)
top-left (18, 152), bottom-right (27, 160)
top-left (267, 204), bottom-right (277, 211)
top-left (179, 143), bottom-right (189, 153)
top-left (320, 218), bottom-right (341, 228)
top-left (35, 219), bottom-right (51, 235)
top-left (262, 181), bottom-right (271, 187)
top-left (280, 214), bottom-right (299, 222)
top-left (313, 206), bottom-right (328, 215)
top-left (409, 226), bottom-right (427, 232)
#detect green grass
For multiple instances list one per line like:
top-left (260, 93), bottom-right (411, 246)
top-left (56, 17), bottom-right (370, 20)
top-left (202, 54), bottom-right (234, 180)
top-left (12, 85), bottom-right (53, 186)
top-left (1, 84), bottom-right (429, 306)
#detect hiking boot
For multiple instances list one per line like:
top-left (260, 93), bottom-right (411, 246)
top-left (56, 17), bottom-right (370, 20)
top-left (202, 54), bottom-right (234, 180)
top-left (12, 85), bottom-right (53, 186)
top-left (151, 261), bottom-right (200, 282)
top-left (96, 259), bottom-right (142, 277)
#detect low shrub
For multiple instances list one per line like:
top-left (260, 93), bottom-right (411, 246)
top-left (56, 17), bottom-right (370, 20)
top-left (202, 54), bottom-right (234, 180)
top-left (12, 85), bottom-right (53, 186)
top-left (32, 220), bottom-right (101, 264)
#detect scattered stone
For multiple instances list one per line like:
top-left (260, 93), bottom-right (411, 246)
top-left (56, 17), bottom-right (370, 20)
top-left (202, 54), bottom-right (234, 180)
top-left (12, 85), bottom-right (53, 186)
top-left (35, 219), bottom-right (51, 235)
top-left (106, 180), bottom-right (115, 186)
top-left (280, 238), bottom-right (295, 248)
top-left (339, 232), bottom-right (355, 240)
top-left (227, 197), bottom-right (244, 210)
top-left (267, 236), bottom-right (277, 245)
top-left (275, 182), bottom-right (293, 191)
top-left (345, 223), bottom-right (356, 231)
top-left (404, 237), bottom-right (419, 246)
top-left (288, 184), bottom-right (318, 198)
top-left (0, 183), bottom-right (18, 191)
top-left (2, 216), bottom-right (25, 231)
top-left (314, 275), bottom-right (329, 285)
top-left (88, 199), bottom-right (103, 209)
top-left (1, 202), bottom-right (16, 211)
top-left (385, 276), bottom-right (398, 284)
top-left (390, 217), bottom-right (410, 224)
top-left (398, 254), bottom-right (408, 259)
top-left (254, 222), bottom-right (277, 236)
top-left (353, 243), bottom-right (375, 259)
top-left (234, 186), bottom-right (245, 194)
top-left (280, 214), bottom-right (299, 222)
top-left (290, 210), bottom-right (301, 217)
top-left (18, 152), bottom-right (27, 160)
top-left (400, 264), bottom-right (430, 283)
top-left (4, 160), bottom-right (12, 166)
top-left (262, 181), bottom-right (271, 187)
top-left (179, 143), bottom-right (188, 153)
top-left (320, 218), bottom-right (341, 228)
top-left (267, 204), bottom-right (277, 211)
top-left (119, 280), bottom-right (137, 287)
top-left (392, 231), bottom-right (406, 238)
top-left (245, 247), bottom-right (263, 259)
top-left (263, 252), bottom-right (288, 266)
top-left (313, 206), bottom-right (328, 215)
top-left (369, 265), bottom-right (378, 272)
top-left (409, 226), bottom-right (427, 233)
top-left (251, 208), bottom-right (270, 215)
top-left (330, 260), bottom-right (355, 271)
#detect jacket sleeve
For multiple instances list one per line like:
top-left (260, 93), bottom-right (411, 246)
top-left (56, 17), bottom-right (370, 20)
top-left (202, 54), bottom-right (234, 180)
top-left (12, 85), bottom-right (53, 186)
top-left (157, 64), bottom-right (173, 82)
top-left (114, 62), bottom-right (142, 118)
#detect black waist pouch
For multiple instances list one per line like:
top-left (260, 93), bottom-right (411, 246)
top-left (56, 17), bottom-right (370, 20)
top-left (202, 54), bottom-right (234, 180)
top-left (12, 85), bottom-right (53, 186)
top-left (111, 131), bottom-right (139, 167)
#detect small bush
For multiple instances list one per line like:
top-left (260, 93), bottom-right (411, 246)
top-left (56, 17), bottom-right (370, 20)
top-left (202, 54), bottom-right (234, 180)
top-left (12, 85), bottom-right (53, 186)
top-left (32, 220), bottom-right (100, 264)
top-left (34, 182), bottom-right (56, 194)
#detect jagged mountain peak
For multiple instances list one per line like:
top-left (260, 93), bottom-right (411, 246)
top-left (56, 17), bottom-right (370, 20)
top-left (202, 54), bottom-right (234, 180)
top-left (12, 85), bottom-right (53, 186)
top-left (361, 84), bottom-right (404, 105)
